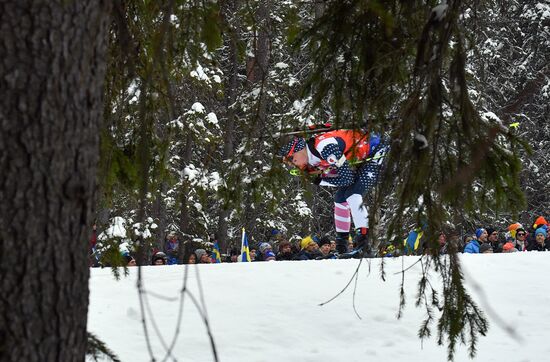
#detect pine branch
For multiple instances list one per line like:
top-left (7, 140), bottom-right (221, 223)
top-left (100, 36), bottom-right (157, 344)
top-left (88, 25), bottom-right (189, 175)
top-left (86, 332), bottom-right (121, 362)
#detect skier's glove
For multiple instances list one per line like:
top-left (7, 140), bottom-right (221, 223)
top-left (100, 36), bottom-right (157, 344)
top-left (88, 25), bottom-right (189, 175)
top-left (312, 176), bottom-right (322, 185)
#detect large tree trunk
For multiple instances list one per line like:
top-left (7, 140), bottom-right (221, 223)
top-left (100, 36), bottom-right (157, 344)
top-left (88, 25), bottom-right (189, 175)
top-left (247, 0), bottom-right (271, 138)
top-left (0, 1), bottom-right (111, 361)
top-left (216, 0), bottom-right (241, 252)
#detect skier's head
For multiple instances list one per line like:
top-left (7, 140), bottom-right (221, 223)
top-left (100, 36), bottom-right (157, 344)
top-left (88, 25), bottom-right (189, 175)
top-left (278, 137), bottom-right (306, 159)
top-left (279, 137), bottom-right (308, 169)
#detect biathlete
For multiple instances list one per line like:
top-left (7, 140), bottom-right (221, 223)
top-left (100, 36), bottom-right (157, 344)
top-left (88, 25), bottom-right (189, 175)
top-left (279, 129), bottom-right (388, 257)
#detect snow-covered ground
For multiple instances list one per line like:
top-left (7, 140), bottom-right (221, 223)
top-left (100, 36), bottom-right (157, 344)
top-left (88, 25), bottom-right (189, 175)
top-left (88, 253), bottom-right (550, 362)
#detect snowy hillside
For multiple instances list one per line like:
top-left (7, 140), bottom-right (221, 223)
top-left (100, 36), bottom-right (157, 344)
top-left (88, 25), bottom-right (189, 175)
top-left (88, 253), bottom-right (550, 362)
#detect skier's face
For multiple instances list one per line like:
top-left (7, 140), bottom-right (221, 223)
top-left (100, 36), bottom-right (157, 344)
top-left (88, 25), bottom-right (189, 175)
top-left (288, 148), bottom-right (308, 169)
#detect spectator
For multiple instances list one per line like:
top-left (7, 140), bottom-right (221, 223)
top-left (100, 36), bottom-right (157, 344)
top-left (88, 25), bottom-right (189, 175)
top-left (514, 228), bottom-right (528, 251)
top-left (257, 242), bottom-right (276, 261)
top-left (463, 235), bottom-right (473, 251)
top-left (89, 223), bottom-right (100, 267)
top-left (507, 222), bottom-right (523, 240)
top-left (445, 230), bottom-right (462, 253)
top-left (164, 232), bottom-right (180, 265)
top-left (330, 240), bottom-right (337, 252)
top-left (127, 257), bottom-right (137, 266)
top-left (227, 248), bottom-right (240, 263)
top-left (316, 236), bottom-right (337, 259)
top-left (186, 253), bottom-right (197, 264)
top-left (195, 249), bottom-right (212, 264)
top-left (527, 216), bottom-right (548, 249)
top-left (486, 227), bottom-right (502, 253)
top-left (249, 248), bottom-right (258, 262)
top-left (464, 228), bottom-right (485, 253)
top-left (477, 228), bottom-right (488, 244)
top-left (120, 250), bottom-right (136, 266)
top-left (381, 243), bottom-right (399, 257)
top-left (90, 223), bottom-right (97, 250)
top-left (528, 227), bottom-right (550, 251)
top-left (479, 243), bottom-right (493, 254)
top-left (276, 241), bottom-right (295, 261)
top-left (438, 232), bottom-right (448, 254)
top-left (152, 252), bottom-right (168, 265)
top-left (502, 242), bottom-right (518, 253)
top-left (347, 239), bottom-right (354, 252)
top-left (294, 236), bottom-right (322, 260)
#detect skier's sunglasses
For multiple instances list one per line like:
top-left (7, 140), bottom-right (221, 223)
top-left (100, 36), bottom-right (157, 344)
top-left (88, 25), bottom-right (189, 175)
top-left (286, 139), bottom-right (299, 158)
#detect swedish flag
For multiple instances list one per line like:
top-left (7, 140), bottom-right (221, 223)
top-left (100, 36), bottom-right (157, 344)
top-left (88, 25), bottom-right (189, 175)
top-left (241, 228), bottom-right (251, 262)
top-left (404, 228), bottom-right (423, 255)
top-left (213, 241), bottom-right (222, 263)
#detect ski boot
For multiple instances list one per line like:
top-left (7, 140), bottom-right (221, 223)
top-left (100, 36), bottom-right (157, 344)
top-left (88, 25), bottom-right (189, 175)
top-left (335, 232), bottom-right (350, 256)
top-left (340, 228), bottom-right (373, 259)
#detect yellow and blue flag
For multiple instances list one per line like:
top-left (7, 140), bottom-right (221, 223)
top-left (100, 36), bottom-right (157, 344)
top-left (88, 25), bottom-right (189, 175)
top-left (212, 241), bottom-right (222, 263)
top-left (241, 228), bottom-right (251, 262)
top-left (404, 228), bottom-right (423, 255)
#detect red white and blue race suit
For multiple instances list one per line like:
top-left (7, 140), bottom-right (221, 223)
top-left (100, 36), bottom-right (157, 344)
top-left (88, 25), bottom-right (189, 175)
top-left (304, 130), bottom-right (388, 252)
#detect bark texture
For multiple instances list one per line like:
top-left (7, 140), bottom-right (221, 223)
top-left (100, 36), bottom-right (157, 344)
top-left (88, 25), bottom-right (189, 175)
top-left (0, 1), bottom-right (111, 361)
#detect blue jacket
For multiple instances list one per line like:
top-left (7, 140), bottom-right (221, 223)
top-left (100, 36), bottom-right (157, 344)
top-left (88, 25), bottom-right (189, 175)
top-left (464, 240), bottom-right (480, 253)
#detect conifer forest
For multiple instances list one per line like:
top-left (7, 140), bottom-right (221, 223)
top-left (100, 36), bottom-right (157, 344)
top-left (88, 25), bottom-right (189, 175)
top-left (1, 1), bottom-right (549, 361)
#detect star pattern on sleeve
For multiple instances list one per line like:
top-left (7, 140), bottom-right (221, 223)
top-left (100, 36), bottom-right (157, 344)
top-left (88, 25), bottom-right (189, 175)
top-left (358, 162), bottom-right (381, 191)
top-left (319, 144), bottom-right (355, 186)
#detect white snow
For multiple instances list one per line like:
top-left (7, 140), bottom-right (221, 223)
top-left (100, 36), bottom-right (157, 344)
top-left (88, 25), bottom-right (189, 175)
top-left (88, 252), bottom-right (550, 362)
top-left (481, 111), bottom-right (502, 124)
top-left (206, 112), bottom-right (219, 125)
top-left (190, 64), bottom-right (209, 82)
top-left (98, 216), bottom-right (127, 240)
top-left (275, 62), bottom-right (289, 69)
top-left (183, 165), bottom-right (199, 181)
top-left (190, 102), bottom-right (206, 114)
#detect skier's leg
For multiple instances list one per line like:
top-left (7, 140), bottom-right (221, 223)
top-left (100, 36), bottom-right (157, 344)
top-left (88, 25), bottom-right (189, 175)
top-left (334, 202), bottom-right (351, 232)
top-left (346, 192), bottom-right (370, 252)
top-left (347, 145), bottom-right (387, 255)
top-left (334, 190), bottom-right (351, 254)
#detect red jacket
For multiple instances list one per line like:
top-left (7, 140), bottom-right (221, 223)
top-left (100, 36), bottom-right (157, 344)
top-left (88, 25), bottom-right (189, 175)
top-left (312, 130), bottom-right (370, 169)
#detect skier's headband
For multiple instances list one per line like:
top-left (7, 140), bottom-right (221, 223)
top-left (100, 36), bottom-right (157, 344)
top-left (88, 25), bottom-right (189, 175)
top-left (279, 137), bottom-right (306, 159)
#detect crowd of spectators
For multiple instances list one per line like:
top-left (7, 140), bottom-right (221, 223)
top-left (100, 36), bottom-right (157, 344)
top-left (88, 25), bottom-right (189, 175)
top-left (90, 216), bottom-right (550, 267)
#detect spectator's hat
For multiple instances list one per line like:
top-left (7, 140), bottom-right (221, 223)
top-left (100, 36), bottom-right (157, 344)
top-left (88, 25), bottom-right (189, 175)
top-left (264, 249), bottom-right (276, 260)
top-left (533, 216), bottom-right (549, 229)
top-left (259, 242), bottom-right (272, 253)
top-left (194, 248), bottom-right (207, 259)
top-left (502, 242), bottom-right (515, 252)
top-left (152, 251), bottom-right (167, 264)
top-left (535, 227), bottom-right (547, 238)
top-left (480, 244), bottom-right (493, 253)
top-left (475, 228), bottom-right (486, 239)
top-left (300, 235), bottom-right (316, 250)
top-left (507, 223), bottom-right (523, 239)
top-left (318, 236), bottom-right (331, 247)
